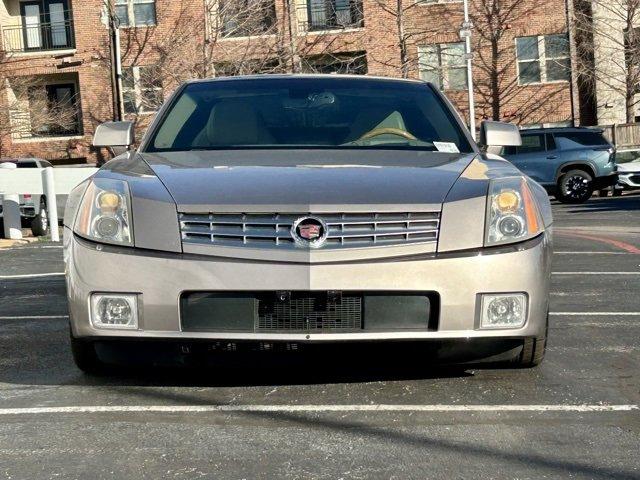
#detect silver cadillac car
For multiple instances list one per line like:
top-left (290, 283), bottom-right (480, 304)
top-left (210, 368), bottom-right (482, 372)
top-left (64, 75), bottom-right (553, 373)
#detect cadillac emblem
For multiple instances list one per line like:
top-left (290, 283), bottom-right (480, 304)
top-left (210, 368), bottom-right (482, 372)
top-left (292, 216), bottom-right (328, 248)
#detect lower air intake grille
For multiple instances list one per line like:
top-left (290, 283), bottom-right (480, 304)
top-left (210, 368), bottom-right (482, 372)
top-left (257, 295), bottom-right (362, 332)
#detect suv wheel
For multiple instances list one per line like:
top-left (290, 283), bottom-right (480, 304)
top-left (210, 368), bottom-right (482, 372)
top-left (30, 202), bottom-right (49, 237)
top-left (556, 169), bottom-right (593, 204)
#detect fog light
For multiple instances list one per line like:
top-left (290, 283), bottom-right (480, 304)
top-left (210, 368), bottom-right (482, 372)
top-left (480, 294), bottom-right (527, 329)
top-left (91, 294), bottom-right (138, 329)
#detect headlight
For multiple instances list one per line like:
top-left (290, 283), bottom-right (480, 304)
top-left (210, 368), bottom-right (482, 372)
top-left (74, 178), bottom-right (133, 246)
top-left (485, 177), bottom-right (542, 247)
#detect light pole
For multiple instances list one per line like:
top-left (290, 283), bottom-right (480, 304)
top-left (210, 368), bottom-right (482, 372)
top-left (460, 0), bottom-right (476, 140)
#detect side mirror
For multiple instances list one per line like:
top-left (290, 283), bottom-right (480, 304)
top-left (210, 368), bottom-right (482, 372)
top-left (93, 121), bottom-right (135, 155)
top-left (479, 121), bottom-right (522, 148)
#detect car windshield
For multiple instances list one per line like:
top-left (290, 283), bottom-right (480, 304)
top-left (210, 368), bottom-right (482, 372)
top-left (616, 150), bottom-right (640, 164)
top-left (146, 77), bottom-right (473, 153)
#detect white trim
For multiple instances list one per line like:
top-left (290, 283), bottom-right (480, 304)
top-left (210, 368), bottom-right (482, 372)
top-left (218, 33), bottom-right (277, 42)
top-left (0, 404), bottom-right (636, 416)
top-left (415, 0), bottom-right (463, 5)
top-left (11, 135), bottom-right (85, 144)
top-left (7, 48), bottom-right (77, 58)
top-left (303, 27), bottom-right (364, 36)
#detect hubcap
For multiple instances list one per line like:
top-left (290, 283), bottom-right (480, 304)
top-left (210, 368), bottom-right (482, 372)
top-left (41, 210), bottom-right (48, 231)
top-left (564, 175), bottom-right (590, 199)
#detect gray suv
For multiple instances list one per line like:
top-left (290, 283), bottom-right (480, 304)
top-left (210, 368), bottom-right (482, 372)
top-left (501, 127), bottom-right (617, 203)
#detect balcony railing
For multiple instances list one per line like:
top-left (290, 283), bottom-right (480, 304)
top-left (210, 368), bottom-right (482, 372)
top-left (2, 18), bottom-right (75, 53)
top-left (300, 0), bottom-right (364, 32)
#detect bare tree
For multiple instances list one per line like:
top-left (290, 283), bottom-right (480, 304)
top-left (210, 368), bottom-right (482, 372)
top-left (471, 0), bottom-right (548, 122)
top-left (114, 0), bottom-right (367, 91)
top-left (368, 0), bottom-right (457, 78)
top-left (0, 76), bottom-right (79, 159)
top-left (574, 0), bottom-right (640, 123)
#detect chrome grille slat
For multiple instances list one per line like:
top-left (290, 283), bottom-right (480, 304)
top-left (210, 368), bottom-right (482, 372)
top-left (179, 212), bottom-right (440, 249)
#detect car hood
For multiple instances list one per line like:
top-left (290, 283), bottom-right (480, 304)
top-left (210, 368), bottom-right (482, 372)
top-left (617, 162), bottom-right (640, 173)
top-left (140, 150), bottom-right (477, 212)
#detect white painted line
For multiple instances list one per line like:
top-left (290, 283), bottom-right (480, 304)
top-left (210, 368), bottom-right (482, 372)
top-left (0, 272), bottom-right (64, 280)
top-left (550, 312), bottom-right (640, 316)
top-left (0, 404), bottom-right (636, 416)
top-left (0, 245), bottom-right (63, 250)
top-left (554, 251), bottom-right (630, 255)
top-left (552, 272), bottom-right (640, 275)
top-left (0, 315), bottom-right (69, 320)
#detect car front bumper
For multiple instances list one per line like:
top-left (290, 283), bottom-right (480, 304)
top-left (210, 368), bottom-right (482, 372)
top-left (618, 172), bottom-right (640, 189)
top-left (66, 229), bottom-right (552, 344)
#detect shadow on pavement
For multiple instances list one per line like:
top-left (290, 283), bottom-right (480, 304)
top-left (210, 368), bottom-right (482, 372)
top-left (99, 386), bottom-right (640, 480)
top-left (0, 317), bottom-right (474, 387)
top-left (554, 192), bottom-right (640, 214)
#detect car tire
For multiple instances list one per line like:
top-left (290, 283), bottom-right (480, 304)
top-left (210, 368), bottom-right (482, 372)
top-left (30, 203), bottom-right (49, 237)
top-left (70, 332), bottom-right (107, 375)
top-left (556, 169), bottom-right (594, 204)
top-left (612, 189), bottom-right (623, 197)
top-left (512, 314), bottom-right (548, 368)
top-left (597, 189), bottom-right (609, 197)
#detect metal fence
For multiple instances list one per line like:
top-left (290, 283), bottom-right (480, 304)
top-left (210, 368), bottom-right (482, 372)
top-left (1, 18), bottom-right (75, 53)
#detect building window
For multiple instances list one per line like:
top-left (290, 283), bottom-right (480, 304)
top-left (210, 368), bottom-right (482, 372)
top-left (516, 34), bottom-right (570, 84)
top-left (302, 0), bottom-right (364, 32)
top-left (220, 0), bottom-right (276, 38)
top-left (122, 66), bottom-right (163, 114)
top-left (301, 52), bottom-right (367, 74)
top-left (114, 0), bottom-right (157, 27)
top-left (418, 43), bottom-right (467, 90)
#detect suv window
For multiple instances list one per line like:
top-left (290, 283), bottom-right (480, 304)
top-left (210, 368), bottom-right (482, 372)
top-left (554, 131), bottom-right (609, 147)
top-left (503, 134), bottom-right (545, 155)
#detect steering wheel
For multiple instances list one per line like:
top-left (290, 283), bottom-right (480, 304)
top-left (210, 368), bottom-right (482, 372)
top-left (359, 127), bottom-right (417, 141)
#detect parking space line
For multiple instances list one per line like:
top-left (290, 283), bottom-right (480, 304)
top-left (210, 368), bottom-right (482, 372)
top-left (554, 251), bottom-right (631, 255)
top-left (552, 272), bottom-right (640, 275)
top-left (0, 273), bottom-right (64, 280)
top-left (0, 404), bottom-right (636, 416)
top-left (550, 312), bottom-right (640, 316)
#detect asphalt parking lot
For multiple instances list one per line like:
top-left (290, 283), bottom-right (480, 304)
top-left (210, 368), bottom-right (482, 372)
top-left (1, 194), bottom-right (639, 479)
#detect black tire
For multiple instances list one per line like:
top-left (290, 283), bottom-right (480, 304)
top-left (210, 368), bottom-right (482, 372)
top-left (70, 332), bottom-right (107, 375)
top-left (597, 189), bottom-right (610, 198)
top-left (30, 203), bottom-right (49, 237)
top-left (556, 169), bottom-right (594, 204)
top-left (612, 188), bottom-right (623, 197)
top-left (511, 315), bottom-right (548, 368)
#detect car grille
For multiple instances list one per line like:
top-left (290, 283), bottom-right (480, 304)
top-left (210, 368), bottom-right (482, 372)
top-left (179, 212), bottom-right (440, 249)
top-left (257, 294), bottom-right (362, 332)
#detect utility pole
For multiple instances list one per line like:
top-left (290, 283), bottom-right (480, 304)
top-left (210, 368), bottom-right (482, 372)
top-left (460, 0), bottom-right (476, 140)
top-left (106, 1), bottom-right (124, 120)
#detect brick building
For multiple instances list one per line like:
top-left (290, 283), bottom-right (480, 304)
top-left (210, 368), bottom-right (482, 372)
top-left (0, 0), bottom-right (575, 164)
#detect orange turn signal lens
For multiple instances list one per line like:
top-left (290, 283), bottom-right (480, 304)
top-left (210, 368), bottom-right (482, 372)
top-left (521, 180), bottom-right (540, 235)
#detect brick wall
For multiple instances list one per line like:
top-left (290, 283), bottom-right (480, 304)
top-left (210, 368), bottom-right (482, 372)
top-left (0, 0), bottom-right (575, 163)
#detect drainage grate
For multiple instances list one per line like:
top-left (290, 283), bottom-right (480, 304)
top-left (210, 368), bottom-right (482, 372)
top-left (257, 295), bottom-right (362, 332)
